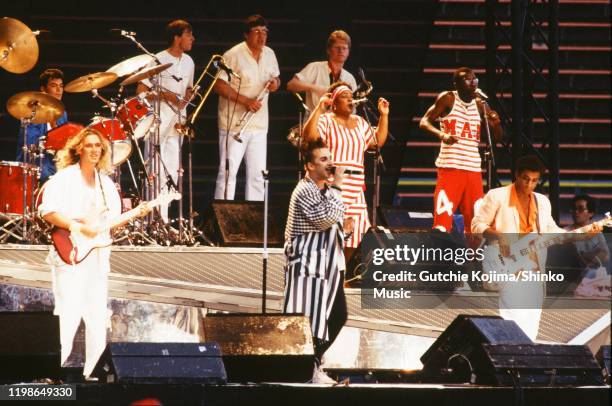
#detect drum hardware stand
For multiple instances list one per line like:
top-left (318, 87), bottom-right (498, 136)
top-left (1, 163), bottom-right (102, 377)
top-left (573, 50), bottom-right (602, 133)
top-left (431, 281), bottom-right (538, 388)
top-left (18, 111), bottom-right (38, 242)
top-left (116, 30), bottom-right (170, 243)
top-left (173, 55), bottom-right (225, 245)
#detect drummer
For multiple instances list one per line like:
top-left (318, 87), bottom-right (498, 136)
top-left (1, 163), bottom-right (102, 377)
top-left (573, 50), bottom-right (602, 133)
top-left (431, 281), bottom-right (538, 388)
top-left (16, 68), bottom-right (68, 182)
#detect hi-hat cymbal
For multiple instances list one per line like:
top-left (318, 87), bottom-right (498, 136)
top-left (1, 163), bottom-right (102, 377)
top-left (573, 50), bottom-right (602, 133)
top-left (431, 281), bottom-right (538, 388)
top-left (6, 91), bottom-right (65, 124)
top-left (0, 17), bottom-right (39, 74)
top-left (120, 63), bottom-right (172, 86)
top-left (107, 54), bottom-right (154, 77)
top-left (65, 72), bottom-right (118, 93)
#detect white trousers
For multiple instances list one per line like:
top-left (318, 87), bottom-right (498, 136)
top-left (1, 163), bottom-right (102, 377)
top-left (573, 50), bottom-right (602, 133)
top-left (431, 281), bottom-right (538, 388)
top-left (498, 279), bottom-right (545, 341)
top-left (51, 249), bottom-right (110, 377)
top-left (214, 129), bottom-right (267, 201)
top-left (158, 132), bottom-right (181, 222)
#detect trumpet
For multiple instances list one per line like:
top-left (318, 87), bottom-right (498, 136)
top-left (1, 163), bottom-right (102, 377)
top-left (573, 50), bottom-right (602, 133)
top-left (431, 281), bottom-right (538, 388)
top-left (231, 76), bottom-right (273, 143)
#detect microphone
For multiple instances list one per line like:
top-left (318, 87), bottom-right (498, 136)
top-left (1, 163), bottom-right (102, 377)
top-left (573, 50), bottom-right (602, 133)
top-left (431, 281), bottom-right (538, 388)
top-left (350, 97), bottom-right (368, 106)
top-left (214, 60), bottom-right (241, 80)
top-left (475, 88), bottom-right (489, 100)
top-left (293, 93), bottom-right (310, 112)
top-left (110, 28), bottom-right (137, 37)
top-left (32, 29), bottom-right (51, 36)
top-left (329, 167), bottom-right (363, 176)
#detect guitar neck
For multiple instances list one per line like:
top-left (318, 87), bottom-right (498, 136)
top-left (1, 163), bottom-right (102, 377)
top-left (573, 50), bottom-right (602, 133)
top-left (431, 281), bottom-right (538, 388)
top-left (103, 195), bottom-right (169, 233)
top-left (532, 218), bottom-right (606, 251)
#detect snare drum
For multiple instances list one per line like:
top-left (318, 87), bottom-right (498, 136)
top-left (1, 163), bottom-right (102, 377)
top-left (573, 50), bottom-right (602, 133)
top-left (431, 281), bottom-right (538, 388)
top-left (45, 122), bottom-right (85, 152)
top-left (88, 117), bottom-right (131, 166)
top-left (0, 161), bottom-right (39, 216)
top-left (117, 96), bottom-right (154, 140)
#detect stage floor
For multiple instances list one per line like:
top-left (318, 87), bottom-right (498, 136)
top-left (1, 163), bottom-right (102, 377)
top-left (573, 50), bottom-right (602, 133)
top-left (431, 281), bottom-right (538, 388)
top-left (5, 381), bottom-right (608, 406)
top-left (1, 244), bottom-right (610, 372)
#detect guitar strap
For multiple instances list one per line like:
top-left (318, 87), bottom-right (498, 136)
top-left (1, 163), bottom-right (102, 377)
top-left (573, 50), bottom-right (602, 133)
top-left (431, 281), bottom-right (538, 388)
top-left (96, 170), bottom-right (109, 214)
top-left (534, 194), bottom-right (541, 233)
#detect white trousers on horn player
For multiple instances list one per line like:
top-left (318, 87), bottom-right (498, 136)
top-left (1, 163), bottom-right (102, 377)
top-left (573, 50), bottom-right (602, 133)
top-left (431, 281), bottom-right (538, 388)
top-left (214, 129), bottom-right (267, 201)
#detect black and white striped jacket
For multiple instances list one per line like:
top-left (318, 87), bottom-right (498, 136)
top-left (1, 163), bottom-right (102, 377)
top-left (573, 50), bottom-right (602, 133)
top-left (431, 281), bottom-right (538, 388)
top-left (283, 177), bottom-right (346, 340)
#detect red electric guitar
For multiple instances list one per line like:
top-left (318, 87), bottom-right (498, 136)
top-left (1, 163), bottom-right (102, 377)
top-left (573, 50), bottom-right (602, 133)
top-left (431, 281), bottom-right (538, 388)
top-left (51, 192), bottom-right (181, 265)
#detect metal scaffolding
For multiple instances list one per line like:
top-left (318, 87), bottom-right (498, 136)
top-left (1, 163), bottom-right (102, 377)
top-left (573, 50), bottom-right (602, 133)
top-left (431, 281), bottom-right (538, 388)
top-left (485, 0), bottom-right (561, 220)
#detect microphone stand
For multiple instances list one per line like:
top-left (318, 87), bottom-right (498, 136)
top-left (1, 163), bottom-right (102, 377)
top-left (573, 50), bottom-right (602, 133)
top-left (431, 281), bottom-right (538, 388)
top-left (358, 100), bottom-right (386, 228)
top-left (479, 99), bottom-right (497, 191)
top-left (261, 170), bottom-right (269, 313)
top-left (293, 93), bottom-right (309, 181)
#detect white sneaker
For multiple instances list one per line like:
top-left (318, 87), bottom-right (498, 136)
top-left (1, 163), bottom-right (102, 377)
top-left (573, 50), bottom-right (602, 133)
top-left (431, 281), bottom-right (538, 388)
top-left (310, 365), bottom-right (337, 384)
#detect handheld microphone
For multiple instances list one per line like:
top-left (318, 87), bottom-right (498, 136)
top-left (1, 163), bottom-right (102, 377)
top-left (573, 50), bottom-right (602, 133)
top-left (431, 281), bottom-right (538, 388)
top-left (329, 166), bottom-right (363, 176)
top-left (214, 60), bottom-right (241, 80)
top-left (475, 88), bottom-right (489, 100)
top-left (110, 28), bottom-right (137, 36)
top-left (32, 29), bottom-right (51, 36)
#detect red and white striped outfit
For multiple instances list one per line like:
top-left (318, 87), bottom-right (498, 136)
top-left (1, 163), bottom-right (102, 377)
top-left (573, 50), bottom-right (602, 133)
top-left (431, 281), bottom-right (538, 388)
top-left (433, 91), bottom-right (484, 233)
top-left (318, 113), bottom-right (374, 248)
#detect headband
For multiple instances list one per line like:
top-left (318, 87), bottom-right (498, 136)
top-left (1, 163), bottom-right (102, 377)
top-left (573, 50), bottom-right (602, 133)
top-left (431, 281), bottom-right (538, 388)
top-left (330, 85), bottom-right (352, 103)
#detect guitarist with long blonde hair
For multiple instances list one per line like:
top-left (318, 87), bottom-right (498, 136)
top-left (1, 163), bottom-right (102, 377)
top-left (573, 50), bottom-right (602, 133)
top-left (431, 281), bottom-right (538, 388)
top-left (38, 128), bottom-right (150, 378)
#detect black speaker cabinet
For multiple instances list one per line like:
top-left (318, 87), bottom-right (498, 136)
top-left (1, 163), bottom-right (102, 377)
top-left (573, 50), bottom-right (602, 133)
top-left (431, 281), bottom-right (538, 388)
top-left (205, 200), bottom-right (284, 247)
top-left (420, 314), bottom-right (532, 382)
top-left (474, 344), bottom-right (605, 386)
top-left (204, 313), bottom-right (315, 382)
top-left (91, 342), bottom-right (226, 384)
top-left (0, 312), bottom-right (61, 382)
top-left (596, 345), bottom-right (611, 384)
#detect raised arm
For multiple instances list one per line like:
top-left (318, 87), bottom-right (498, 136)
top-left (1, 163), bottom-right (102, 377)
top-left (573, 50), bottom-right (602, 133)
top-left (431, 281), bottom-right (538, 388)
top-left (419, 91), bottom-right (458, 145)
top-left (303, 93), bottom-right (332, 142)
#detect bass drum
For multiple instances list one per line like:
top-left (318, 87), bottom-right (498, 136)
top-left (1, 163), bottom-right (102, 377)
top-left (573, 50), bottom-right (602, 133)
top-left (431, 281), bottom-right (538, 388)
top-left (0, 161), bottom-right (39, 216)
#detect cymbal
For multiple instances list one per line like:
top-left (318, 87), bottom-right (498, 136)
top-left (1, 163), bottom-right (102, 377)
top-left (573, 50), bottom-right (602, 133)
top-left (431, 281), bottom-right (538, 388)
top-left (0, 17), bottom-right (39, 74)
top-left (65, 72), bottom-right (118, 93)
top-left (107, 54), bottom-right (154, 77)
top-left (120, 63), bottom-right (172, 86)
top-left (6, 91), bottom-right (65, 124)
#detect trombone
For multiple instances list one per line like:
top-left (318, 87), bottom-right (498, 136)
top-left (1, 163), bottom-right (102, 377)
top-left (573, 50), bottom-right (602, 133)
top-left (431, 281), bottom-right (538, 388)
top-left (178, 54), bottom-right (225, 136)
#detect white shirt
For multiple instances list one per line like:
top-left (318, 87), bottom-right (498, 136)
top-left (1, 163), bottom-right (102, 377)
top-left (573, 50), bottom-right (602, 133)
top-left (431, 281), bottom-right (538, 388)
top-left (38, 164), bottom-right (122, 265)
top-left (217, 41), bottom-right (280, 133)
top-left (142, 50), bottom-right (195, 128)
top-left (294, 61), bottom-right (357, 113)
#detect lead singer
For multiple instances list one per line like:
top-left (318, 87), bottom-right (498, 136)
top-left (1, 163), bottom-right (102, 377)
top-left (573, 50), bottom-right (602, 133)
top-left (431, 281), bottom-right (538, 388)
top-left (283, 139), bottom-right (347, 384)
top-left (302, 82), bottom-right (389, 251)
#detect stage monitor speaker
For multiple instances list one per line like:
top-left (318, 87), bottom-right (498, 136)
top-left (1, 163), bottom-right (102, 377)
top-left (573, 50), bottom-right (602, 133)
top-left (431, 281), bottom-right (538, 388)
top-left (205, 200), bottom-right (284, 247)
top-left (91, 342), bottom-right (226, 384)
top-left (473, 344), bottom-right (605, 386)
top-left (596, 345), bottom-right (611, 383)
top-left (203, 313), bottom-right (315, 383)
top-left (0, 311), bottom-right (61, 382)
top-left (420, 314), bottom-right (532, 381)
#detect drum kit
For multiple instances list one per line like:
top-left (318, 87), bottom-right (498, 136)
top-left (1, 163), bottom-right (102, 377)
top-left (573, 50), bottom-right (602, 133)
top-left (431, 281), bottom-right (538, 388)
top-left (0, 17), bottom-right (220, 246)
